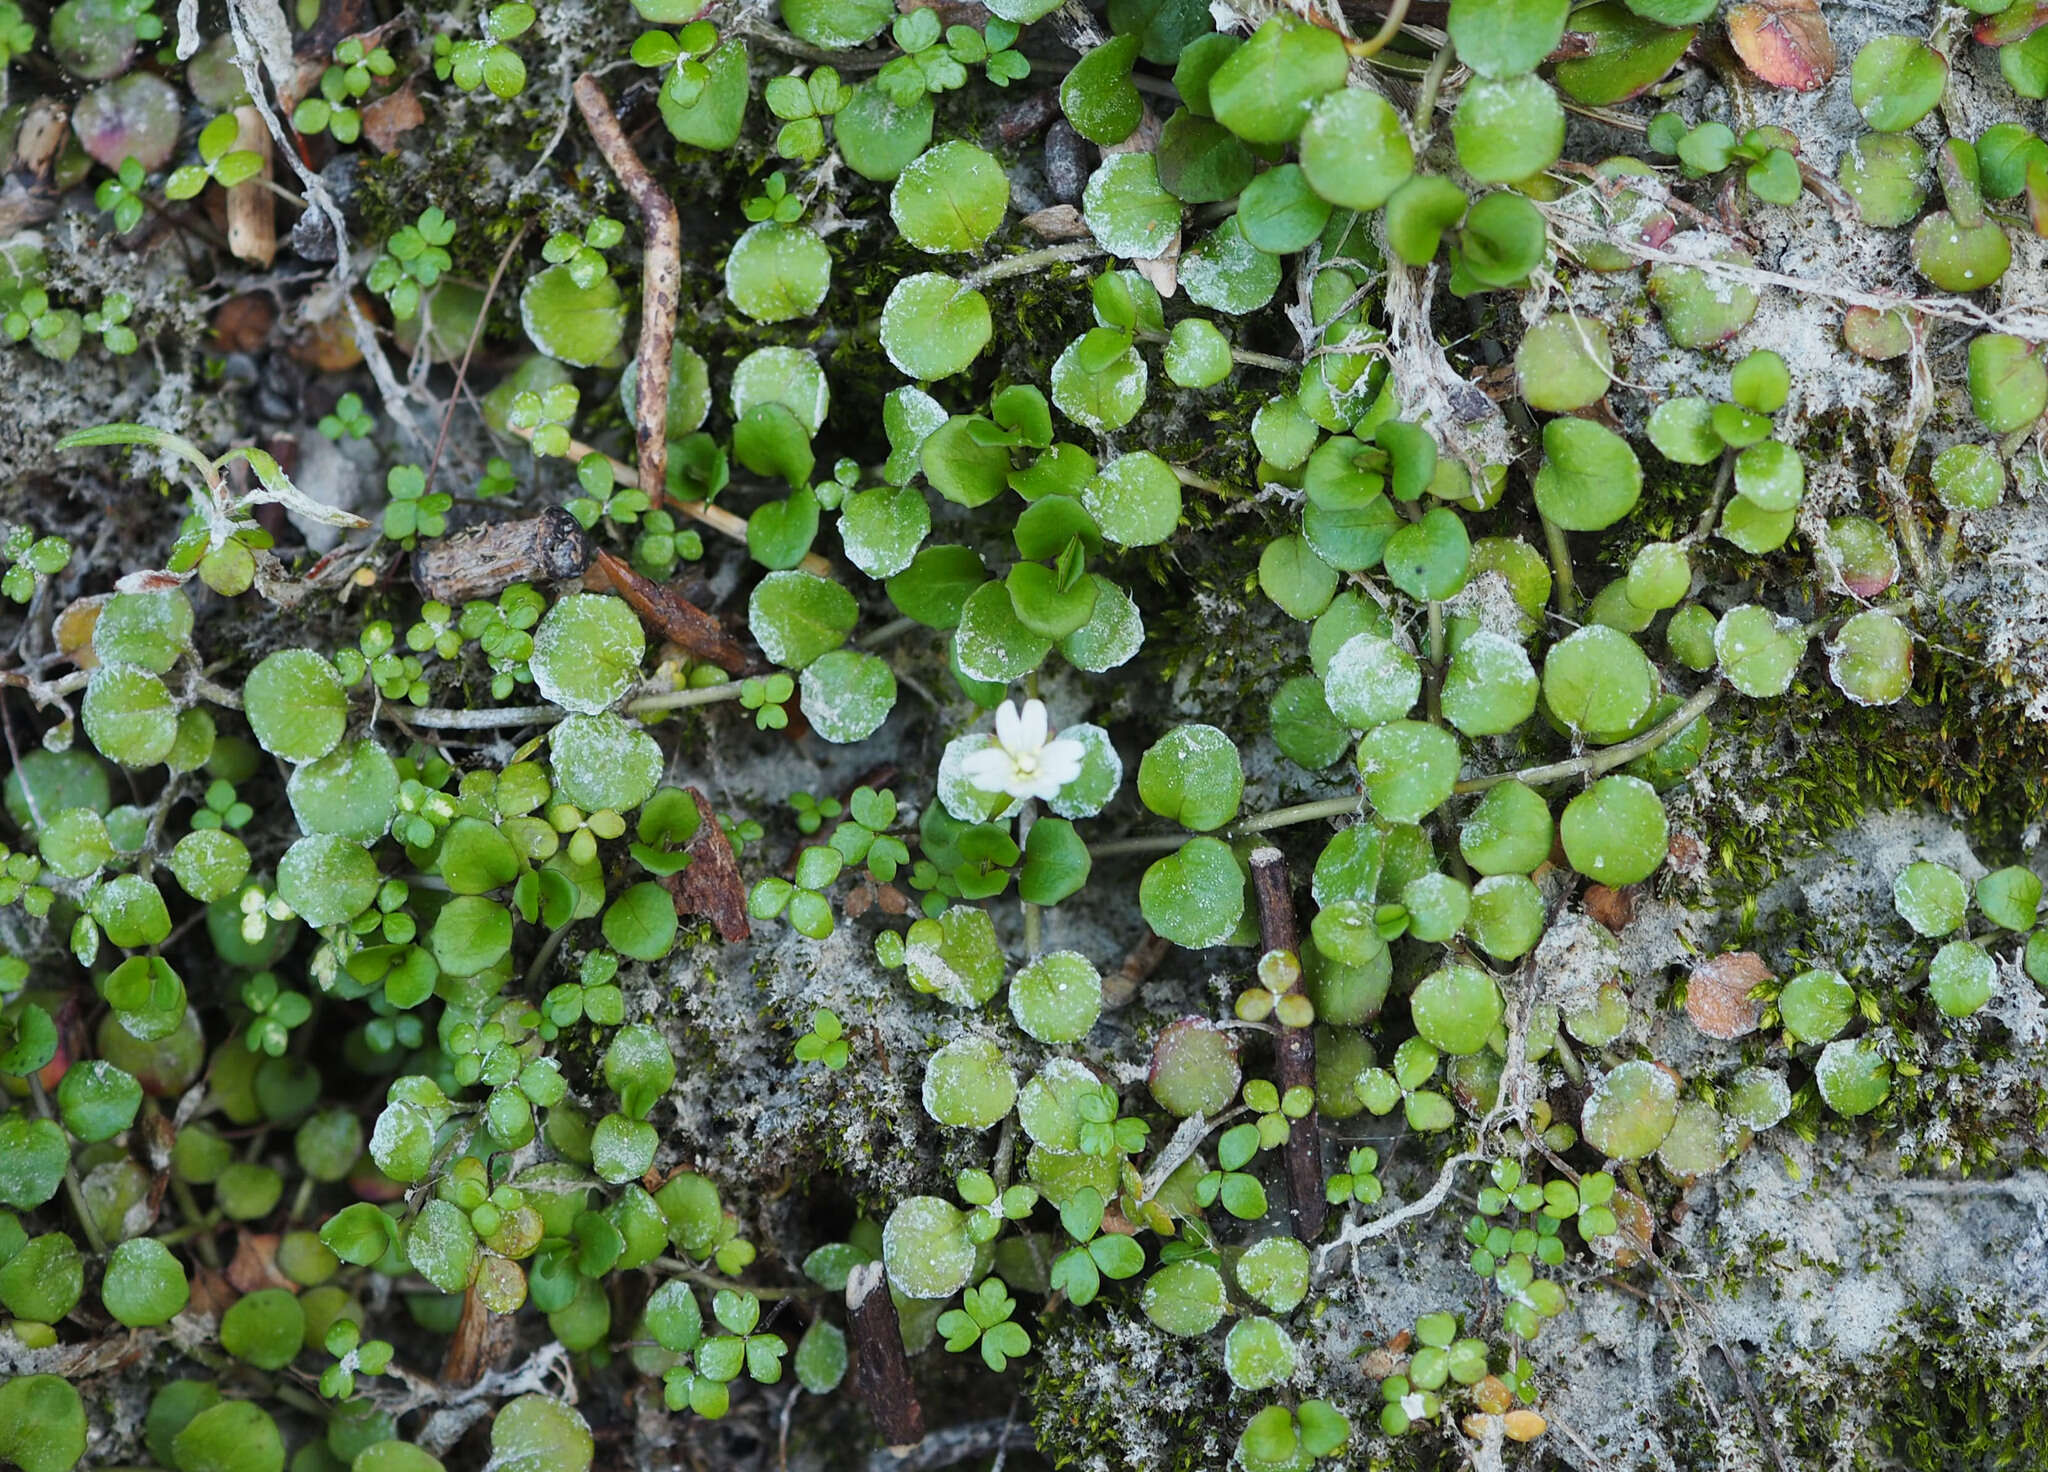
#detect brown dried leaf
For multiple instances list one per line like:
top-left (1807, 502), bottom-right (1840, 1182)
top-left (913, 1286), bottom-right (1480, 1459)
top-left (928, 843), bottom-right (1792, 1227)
top-left (1019, 204), bottom-right (1091, 241)
top-left (1727, 0), bottom-right (1834, 92)
top-left (662, 785), bottom-right (751, 944)
top-left (1583, 884), bottom-right (1636, 934)
top-left (228, 1232), bottom-right (296, 1294)
top-left (361, 81), bottom-right (425, 155)
top-left (289, 297), bottom-right (368, 372)
top-left (213, 293), bottom-right (278, 354)
top-left (1686, 951), bottom-right (1771, 1040)
top-left (186, 1267), bottom-right (239, 1321)
top-left (54, 595), bottom-right (106, 669)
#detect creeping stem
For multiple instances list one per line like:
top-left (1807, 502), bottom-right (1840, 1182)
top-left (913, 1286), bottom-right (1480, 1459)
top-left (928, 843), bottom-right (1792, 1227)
top-left (572, 74), bottom-right (682, 512)
top-left (1088, 684), bottom-right (1723, 858)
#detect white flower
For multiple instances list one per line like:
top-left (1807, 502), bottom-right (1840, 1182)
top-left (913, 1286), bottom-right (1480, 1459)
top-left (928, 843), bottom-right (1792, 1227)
top-left (960, 698), bottom-right (1086, 803)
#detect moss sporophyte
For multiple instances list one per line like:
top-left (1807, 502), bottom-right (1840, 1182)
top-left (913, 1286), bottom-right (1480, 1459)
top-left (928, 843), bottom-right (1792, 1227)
top-left (8, 0), bottom-right (2048, 1467)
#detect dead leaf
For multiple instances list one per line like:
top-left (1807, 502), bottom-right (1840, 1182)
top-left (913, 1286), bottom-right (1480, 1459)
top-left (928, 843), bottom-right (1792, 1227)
top-left (186, 1267), bottom-right (239, 1321)
top-left (289, 295), bottom-right (369, 372)
top-left (1685, 951), bottom-right (1771, 1040)
top-left (1727, 0), bottom-right (1834, 92)
top-left (213, 293), bottom-right (278, 354)
top-left (662, 786), bottom-right (751, 944)
top-left (1131, 238), bottom-right (1180, 299)
top-left (1583, 884), bottom-right (1636, 934)
top-left (228, 1232), bottom-right (297, 1294)
top-left (1019, 204), bottom-right (1091, 241)
top-left (361, 81), bottom-right (425, 155)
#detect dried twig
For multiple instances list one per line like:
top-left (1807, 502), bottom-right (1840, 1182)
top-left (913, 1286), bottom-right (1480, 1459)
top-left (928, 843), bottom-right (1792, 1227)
top-left (847, 1262), bottom-right (924, 1449)
top-left (422, 220), bottom-right (531, 497)
top-left (1249, 847), bottom-right (1326, 1241)
top-left (573, 74), bottom-right (680, 510)
top-left (588, 548), bottom-right (753, 674)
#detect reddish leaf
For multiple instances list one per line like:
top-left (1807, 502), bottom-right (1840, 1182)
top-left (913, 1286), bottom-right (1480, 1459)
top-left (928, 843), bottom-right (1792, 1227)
top-left (1976, 3), bottom-right (2048, 45)
top-left (1685, 952), bottom-right (1772, 1040)
top-left (1727, 0), bottom-right (1835, 91)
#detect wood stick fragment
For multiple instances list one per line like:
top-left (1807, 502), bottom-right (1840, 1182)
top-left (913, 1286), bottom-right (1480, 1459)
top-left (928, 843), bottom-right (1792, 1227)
top-left (572, 74), bottom-right (678, 510)
top-left (506, 424), bottom-right (836, 580)
top-left (1103, 929), bottom-right (1171, 1010)
top-left (1249, 847), bottom-right (1326, 1242)
top-left (847, 1261), bottom-right (924, 1450)
top-left (412, 506), bottom-right (589, 605)
top-left (226, 104), bottom-right (275, 265)
top-left (590, 549), bottom-right (754, 674)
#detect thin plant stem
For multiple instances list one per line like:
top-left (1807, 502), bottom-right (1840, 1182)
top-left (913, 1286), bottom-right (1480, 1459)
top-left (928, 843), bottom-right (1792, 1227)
top-left (396, 681), bottom-right (748, 730)
top-left (1412, 36), bottom-right (1456, 140)
top-left (963, 241), bottom-right (1105, 288)
top-left (29, 1075), bottom-right (106, 1256)
top-left (1540, 511), bottom-right (1577, 617)
top-left (1686, 450), bottom-right (1735, 545)
top-left (422, 220), bottom-right (531, 497)
top-left (1087, 685), bottom-right (1721, 858)
top-left (1348, 0), bottom-right (1411, 58)
top-left (652, 1258), bottom-right (823, 1299)
top-left (857, 615), bottom-right (922, 648)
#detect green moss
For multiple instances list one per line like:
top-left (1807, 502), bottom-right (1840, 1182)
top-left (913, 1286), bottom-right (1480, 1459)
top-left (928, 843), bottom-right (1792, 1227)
top-left (1766, 1299), bottom-right (2048, 1471)
top-left (1693, 621), bottom-right (2048, 893)
top-left (1028, 1312), bottom-right (1229, 1472)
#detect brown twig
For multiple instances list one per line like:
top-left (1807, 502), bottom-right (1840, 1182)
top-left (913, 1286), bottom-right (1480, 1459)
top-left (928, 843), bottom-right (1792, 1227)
top-left (573, 74), bottom-right (679, 511)
top-left (847, 1261), bottom-right (924, 1448)
top-left (1249, 847), bottom-right (1326, 1242)
top-left (588, 548), bottom-right (753, 675)
top-left (422, 220), bottom-right (531, 498)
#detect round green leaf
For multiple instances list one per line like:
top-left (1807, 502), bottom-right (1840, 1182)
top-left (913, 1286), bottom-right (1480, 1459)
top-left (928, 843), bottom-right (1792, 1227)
top-left (724, 222), bottom-right (831, 322)
top-left (891, 141), bottom-right (1010, 252)
top-left (1534, 417), bottom-right (1642, 530)
top-left (1454, 74), bottom-right (1563, 182)
top-left (245, 649), bottom-right (347, 763)
top-left (519, 263), bottom-right (626, 367)
top-left (1559, 774), bottom-right (1668, 885)
top-left (1140, 837), bottom-right (1245, 948)
top-left (881, 273), bottom-right (992, 380)
top-left (102, 1236), bottom-right (189, 1326)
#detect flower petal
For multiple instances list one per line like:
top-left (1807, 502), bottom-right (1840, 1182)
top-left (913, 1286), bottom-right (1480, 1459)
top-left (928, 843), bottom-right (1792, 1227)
top-left (960, 747), bottom-right (1017, 793)
top-left (1015, 698), bottom-right (1050, 754)
top-left (993, 700), bottom-right (1024, 756)
top-left (1037, 736), bottom-right (1088, 789)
